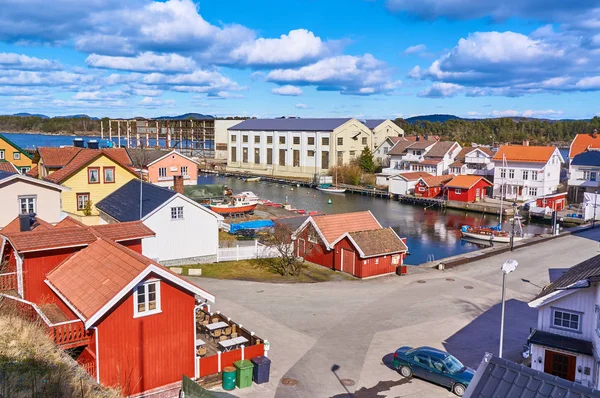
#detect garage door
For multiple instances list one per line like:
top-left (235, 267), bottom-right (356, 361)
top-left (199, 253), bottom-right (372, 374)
top-left (341, 249), bottom-right (355, 275)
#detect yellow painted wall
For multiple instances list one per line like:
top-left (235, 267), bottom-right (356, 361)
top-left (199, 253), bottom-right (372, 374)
top-left (0, 136), bottom-right (33, 171)
top-left (61, 155), bottom-right (137, 216)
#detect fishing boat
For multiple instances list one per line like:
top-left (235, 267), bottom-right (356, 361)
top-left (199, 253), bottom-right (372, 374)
top-left (208, 195), bottom-right (258, 216)
top-left (316, 170), bottom-right (346, 193)
top-left (460, 221), bottom-right (524, 243)
top-left (238, 191), bottom-right (260, 202)
top-left (244, 176), bottom-right (261, 182)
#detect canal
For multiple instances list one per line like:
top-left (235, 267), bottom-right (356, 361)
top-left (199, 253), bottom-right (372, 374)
top-left (199, 174), bottom-right (552, 265)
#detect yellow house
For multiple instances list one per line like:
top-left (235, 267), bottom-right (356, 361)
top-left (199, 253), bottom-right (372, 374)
top-left (42, 149), bottom-right (138, 223)
top-left (0, 133), bottom-right (33, 174)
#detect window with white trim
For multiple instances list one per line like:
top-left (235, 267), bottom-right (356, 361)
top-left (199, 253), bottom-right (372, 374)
top-left (134, 280), bottom-right (160, 316)
top-left (522, 170), bottom-right (529, 180)
top-left (181, 166), bottom-right (188, 176)
top-left (171, 206), bottom-right (184, 220)
top-left (552, 308), bottom-right (581, 332)
top-left (455, 189), bottom-right (462, 194)
top-left (158, 167), bottom-right (167, 178)
top-left (528, 187), bottom-right (538, 196)
top-left (0, 149), bottom-right (4, 160)
top-left (20, 167), bottom-right (30, 174)
top-left (500, 168), bottom-right (505, 178)
top-left (19, 196), bottom-right (36, 214)
top-left (531, 170), bottom-right (538, 180)
top-left (13, 152), bottom-right (20, 160)
top-left (508, 169), bottom-right (515, 179)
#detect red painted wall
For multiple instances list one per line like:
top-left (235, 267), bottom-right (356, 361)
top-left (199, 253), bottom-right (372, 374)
top-left (333, 237), bottom-right (404, 278)
top-left (295, 225), bottom-right (334, 268)
top-left (96, 274), bottom-right (196, 396)
top-left (537, 195), bottom-right (567, 211)
top-left (414, 181), bottom-right (442, 198)
top-left (447, 180), bottom-right (490, 202)
top-left (119, 239), bottom-right (142, 254)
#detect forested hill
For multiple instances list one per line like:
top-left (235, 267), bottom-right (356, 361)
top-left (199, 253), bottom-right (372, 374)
top-left (394, 116), bottom-right (600, 145)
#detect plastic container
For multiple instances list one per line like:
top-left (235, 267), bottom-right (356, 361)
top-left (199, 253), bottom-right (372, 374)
top-left (251, 356), bottom-right (271, 384)
top-left (234, 359), bottom-right (254, 389)
top-left (222, 366), bottom-right (236, 391)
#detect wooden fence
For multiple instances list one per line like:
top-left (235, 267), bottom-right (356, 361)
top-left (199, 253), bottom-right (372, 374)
top-left (217, 240), bottom-right (283, 262)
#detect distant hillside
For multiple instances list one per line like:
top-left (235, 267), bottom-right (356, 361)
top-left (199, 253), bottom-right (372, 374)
top-left (55, 114), bottom-right (100, 120)
top-left (405, 114), bottom-right (463, 123)
top-left (155, 113), bottom-right (214, 120)
top-left (13, 112), bottom-right (49, 118)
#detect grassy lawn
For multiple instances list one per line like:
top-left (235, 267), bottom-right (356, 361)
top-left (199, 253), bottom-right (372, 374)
top-left (180, 259), bottom-right (355, 283)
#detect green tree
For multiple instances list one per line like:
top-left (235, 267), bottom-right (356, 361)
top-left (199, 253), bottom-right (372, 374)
top-left (358, 147), bottom-right (376, 173)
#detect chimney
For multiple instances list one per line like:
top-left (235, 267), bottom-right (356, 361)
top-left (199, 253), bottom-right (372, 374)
top-left (416, 136), bottom-right (420, 142)
top-left (19, 213), bottom-right (34, 232)
top-left (425, 134), bottom-right (429, 141)
top-left (87, 140), bottom-right (99, 150)
top-left (593, 129), bottom-right (598, 138)
top-left (73, 138), bottom-right (84, 148)
top-left (522, 140), bottom-right (529, 147)
top-left (173, 175), bottom-right (184, 194)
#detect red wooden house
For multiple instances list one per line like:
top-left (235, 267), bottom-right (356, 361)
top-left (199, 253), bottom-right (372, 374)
top-left (0, 216), bottom-right (225, 396)
top-left (414, 175), bottom-right (455, 198)
top-left (292, 211), bottom-right (408, 278)
top-left (536, 192), bottom-right (567, 211)
top-left (446, 175), bottom-right (493, 202)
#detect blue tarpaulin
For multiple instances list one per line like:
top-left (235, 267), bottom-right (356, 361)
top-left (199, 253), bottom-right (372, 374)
top-left (229, 219), bottom-right (274, 233)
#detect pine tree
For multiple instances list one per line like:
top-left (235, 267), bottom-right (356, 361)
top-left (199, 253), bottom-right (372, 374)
top-left (358, 147), bottom-right (376, 173)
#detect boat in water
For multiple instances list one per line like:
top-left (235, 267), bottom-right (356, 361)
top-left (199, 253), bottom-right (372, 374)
top-left (316, 184), bottom-right (347, 193)
top-left (460, 222), bottom-right (524, 243)
top-left (244, 176), bottom-right (261, 182)
top-left (238, 191), bottom-right (260, 202)
top-left (208, 194), bottom-right (258, 216)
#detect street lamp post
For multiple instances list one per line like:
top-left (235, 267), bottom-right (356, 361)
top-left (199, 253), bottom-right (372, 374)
top-left (499, 259), bottom-right (518, 358)
top-left (510, 202), bottom-right (518, 251)
top-left (594, 189), bottom-right (598, 228)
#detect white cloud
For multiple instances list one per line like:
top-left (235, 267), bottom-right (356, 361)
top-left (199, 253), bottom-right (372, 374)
top-left (86, 52), bottom-right (196, 73)
top-left (266, 54), bottom-right (396, 95)
top-left (271, 85), bottom-right (303, 96)
top-left (207, 91), bottom-right (244, 99)
top-left (295, 103), bottom-right (310, 109)
top-left (72, 90), bottom-right (125, 101)
top-left (138, 96), bottom-right (176, 108)
top-left (404, 44), bottom-right (427, 54)
top-left (418, 82), bottom-right (464, 98)
top-left (487, 109), bottom-right (563, 118)
top-left (0, 53), bottom-right (61, 70)
top-left (0, 70), bottom-right (95, 86)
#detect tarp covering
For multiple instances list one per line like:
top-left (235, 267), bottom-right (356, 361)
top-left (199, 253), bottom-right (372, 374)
top-left (184, 184), bottom-right (226, 200)
top-left (229, 219), bottom-right (274, 233)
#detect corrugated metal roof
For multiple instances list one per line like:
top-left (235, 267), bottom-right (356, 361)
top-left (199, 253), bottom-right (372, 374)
top-left (363, 119), bottom-right (386, 129)
top-left (96, 179), bottom-right (176, 222)
top-left (228, 118), bottom-right (352, 131)
top-left (571, 150), bottom-right (600, 166)
top-left (464, 353), bottom-right (600, 398)
top-left (534, 254), bottom-right (600, 300)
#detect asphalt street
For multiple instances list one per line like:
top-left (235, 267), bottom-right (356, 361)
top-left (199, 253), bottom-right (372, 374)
top-left (189, 228), bottom-right (600, 398)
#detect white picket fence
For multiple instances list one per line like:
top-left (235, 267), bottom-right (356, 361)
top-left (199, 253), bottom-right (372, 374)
top-left (217, 240), bottom-right (285, 262)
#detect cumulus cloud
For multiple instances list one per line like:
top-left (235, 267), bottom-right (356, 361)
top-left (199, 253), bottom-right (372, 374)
top-left (207, 91), bottom-right (244, 99)
top-left (271, 85), bottom-right (302, 96)
top-left (404, 44), bottom-right (427, 54)
top-left (0, 53), bottom-right (61, 70)
top-left (267, 54), bottom-right (397, 95)
top-left (86, 52), bottom-right (196, 73)
top-left (138, 96), bottom-right (176, 108)
top-left (418, 83), bottom-right (464, 98)
top-left (0, 70), bottom-right (95, 86)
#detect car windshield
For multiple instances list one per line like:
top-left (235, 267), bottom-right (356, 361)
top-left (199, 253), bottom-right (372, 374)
top-left (442, 355), bottom-right (464, 374)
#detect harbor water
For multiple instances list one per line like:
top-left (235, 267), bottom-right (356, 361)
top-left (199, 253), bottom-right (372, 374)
top-left (200, 175), bottom-right (551, 265)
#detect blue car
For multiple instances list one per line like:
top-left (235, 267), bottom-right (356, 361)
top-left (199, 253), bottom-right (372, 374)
top-left (393, 346), bottom-right (475, 396)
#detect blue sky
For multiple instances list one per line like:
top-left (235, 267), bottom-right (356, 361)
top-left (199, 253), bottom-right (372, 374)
top-left (1, 0), bottom-right (600, 119)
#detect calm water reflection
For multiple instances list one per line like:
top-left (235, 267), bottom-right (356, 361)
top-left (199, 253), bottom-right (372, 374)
top-left (199, 174), bottom-right (551, 265)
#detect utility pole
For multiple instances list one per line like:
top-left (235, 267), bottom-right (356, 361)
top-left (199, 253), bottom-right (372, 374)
top-left (500, 259), bottom-right (518, 358)
top-left (594, 189), bottom-right (598, 228)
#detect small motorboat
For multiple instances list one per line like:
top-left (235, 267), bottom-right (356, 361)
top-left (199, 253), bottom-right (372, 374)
top-left (316, 184), bottom-right (346, 194)
top-left (460, 224), bottom-right (524, 243)
top-left (244, 176), bottom-right (261, 182)
top-left (208, 195), bottom-right (258, 216)
top-left (238, 191), bottom-right (260, 202)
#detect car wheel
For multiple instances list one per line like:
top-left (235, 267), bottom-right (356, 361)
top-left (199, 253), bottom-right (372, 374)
top-left (453, 383), bottom-right (466, 397)
top-left (399, 366), bottom-right (412, 378)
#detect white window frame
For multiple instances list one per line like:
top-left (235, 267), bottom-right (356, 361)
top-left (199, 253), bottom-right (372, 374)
top-left (77, 193), bottom-right (90, 211)
top-left (171, 206), bottom-right (184, 220)
top-left (18, 195), bottom-right (36, 214)
top-left (13, 152), bottom-right (20, 160)
top-left (551, 307), bottom-right (582, 333)
top-left (158, 167), bottom-right (167, 178)
top-left (455, 189), bottom-right (462, 194)
top-left (181, 166), bottom-right (189, 176)
top-left (522, 170), bottom-right (529, 180)
top-left (528, 187), bottom-right (538, 197)
top-left (500, 168), bottom-right (506, 178)
top-left (20, 167), bottom-right (30, 175)
top-left (531, 170), bottom-right (538, 181)
top-left (133, 280), bottom-right (161, 318)
top-left (508, 169), bottom-right (515, 179)
top-left (0, 149), bottom-right (4, 160)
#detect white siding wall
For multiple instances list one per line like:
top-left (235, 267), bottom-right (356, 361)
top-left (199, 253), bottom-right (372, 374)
top-left (531, 344), bottom-right (596, 386)
top-left (493, 155), bottom-right (562, 200)
top-left (537, 289), bottom-right (596, 341)
top-left (0, 179), bottom-right (64, 227)
top-left (142, 195), bottom-right (220, 263)
top-left (390, 179), bottom-right (418, 195)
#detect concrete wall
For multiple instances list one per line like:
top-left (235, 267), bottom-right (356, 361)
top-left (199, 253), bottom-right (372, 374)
top-left (215, 120), bottom-right (242, 160)
top-left (371, 120), bottom-right (404, 149)
top-left (0, 178), bottom-right (64, 227)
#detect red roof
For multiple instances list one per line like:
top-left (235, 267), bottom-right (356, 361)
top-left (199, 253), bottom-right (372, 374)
top-left (89, 222), bottom-right (155, 241)
top-left (46, 238), bottom-right (154, 320)
top-left (1, 216), bottom-right (54, 233)
top-left (0, 161), bottom-right (18, 173)
top-left (493, 145), bottom-right (557, 163)
top-left (26, 165), bottom-right (38, 177)
top-left (43, 148), bottom-right (134, 184)
top-left (394, 172), bottom-right (432, 181)
top-left (37, 147), bottom-right (81, 168)
top-left (347, 227), bottom-right (408, 257)
top-left (419, 174), bottom-right (455, 187)
top-left (570, 133), bottom-right (600, 159)
top-left (311, 211), bottom-right (381, 246)
top-left (446, 175), bottom-right (492, 189)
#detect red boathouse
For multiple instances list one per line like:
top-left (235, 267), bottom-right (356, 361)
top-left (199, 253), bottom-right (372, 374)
top-left (446, 175), bottom-right (493, 202)
top-left (292, 211), bottom-right (408, 278)
top-left (414, 175), bottom-right (455, 198)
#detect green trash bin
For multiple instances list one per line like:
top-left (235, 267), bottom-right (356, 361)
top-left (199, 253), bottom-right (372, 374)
top-left (222, 366), bottom-right (236, 391)
top-left (234, 359), bottom-right (254, 389)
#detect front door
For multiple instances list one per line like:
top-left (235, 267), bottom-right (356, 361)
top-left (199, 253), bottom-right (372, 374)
top-left (341, 249), bottom-right (354, 274)
top-left (544, 350), bottom-right (576, 381)
top-left (297, 238), bottom-right (305, 257)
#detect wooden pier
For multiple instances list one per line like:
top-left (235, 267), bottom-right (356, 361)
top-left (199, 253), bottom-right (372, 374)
top-left (396, 194), bottom-right (446, 208)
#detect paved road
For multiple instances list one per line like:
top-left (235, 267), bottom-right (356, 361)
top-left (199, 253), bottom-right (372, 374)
top-left (189, 228), bottom-right (600, 398)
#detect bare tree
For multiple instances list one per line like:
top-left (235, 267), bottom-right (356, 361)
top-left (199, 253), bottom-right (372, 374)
top-left (261, 223), bottom-right (316, 276)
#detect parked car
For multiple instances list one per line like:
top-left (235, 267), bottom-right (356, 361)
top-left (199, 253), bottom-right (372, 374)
top-left (392, 346), bottom-right (475, 397)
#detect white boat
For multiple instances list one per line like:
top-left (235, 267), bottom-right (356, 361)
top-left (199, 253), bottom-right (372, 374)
top-left (461, 229), bottom-right (523, 243)
top-left (244, 176), bottom-right (261, 182)
top-left (316, 186), bottom-right (347, 193)
top-left (238, 191), bottom-right (259, 202)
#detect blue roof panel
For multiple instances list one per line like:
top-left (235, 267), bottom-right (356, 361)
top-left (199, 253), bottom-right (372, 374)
top-left (572, 150), bottom-right (600, 166)
top-left (363, 119), bottom-right (386, 129)
top-left (228, 118), bottom-right (352, 132)
top-left (96, 179), bottom-right (176, 222)
top-left (0, 170), bottom-right (17, 180)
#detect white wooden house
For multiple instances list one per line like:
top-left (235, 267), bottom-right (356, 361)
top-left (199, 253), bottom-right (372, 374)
top-left (96, 179), bottom-right (223, 265)
top-left (528, 255), bottom-right (600, 388)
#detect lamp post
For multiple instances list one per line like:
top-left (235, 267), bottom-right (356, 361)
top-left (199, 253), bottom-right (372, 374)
top-left (510, 202), bottom-right (518, 251)
top-left (499, 259), bottom-right (518, 358)
top-left (135, 168), bottom-right (149, 220)
top-left (594, 189), bottom-right (598, 228)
